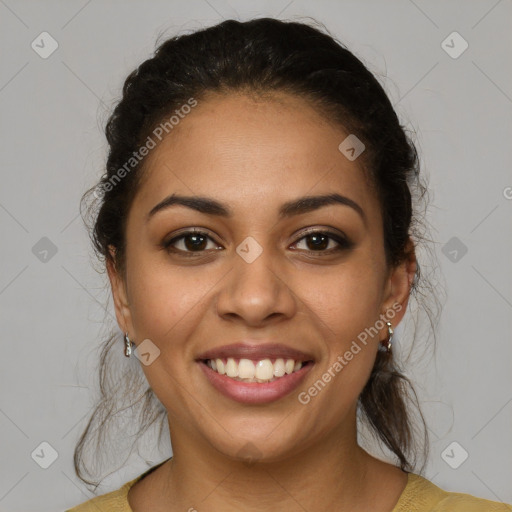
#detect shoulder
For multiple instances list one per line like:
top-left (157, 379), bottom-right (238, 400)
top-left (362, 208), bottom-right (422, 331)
top-left (393, 473), bottom-right (512, 512)
top-left (65, 476), bottom-right (140, 512)
top-left (432, 489), bottom-right (512, 512)
top-left (65, 458), bottom-right (171, 511)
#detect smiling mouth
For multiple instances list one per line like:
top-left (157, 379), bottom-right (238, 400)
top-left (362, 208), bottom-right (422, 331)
top-left (198, 357), bottom-right (314, 383)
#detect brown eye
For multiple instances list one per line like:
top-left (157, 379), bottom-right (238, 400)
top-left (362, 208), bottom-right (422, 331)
top-left (163, 230), bottom-right (221, 254)
top-left (293, 230), bottom-right (353, 253)
top-left (303, 233), bottom-right (330, 251)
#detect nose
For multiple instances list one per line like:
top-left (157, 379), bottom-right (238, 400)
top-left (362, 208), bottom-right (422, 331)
top-left (215, 243), bottom-right (297, 327)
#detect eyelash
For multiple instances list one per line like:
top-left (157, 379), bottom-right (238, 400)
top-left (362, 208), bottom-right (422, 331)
top-left (161, 228), bottom-right (353, 257)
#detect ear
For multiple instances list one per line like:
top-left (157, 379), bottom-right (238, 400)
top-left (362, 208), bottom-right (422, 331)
top-left (106, 245), bottom-right (134, 338)
top-left (381, 237), bottom-right (417, 326)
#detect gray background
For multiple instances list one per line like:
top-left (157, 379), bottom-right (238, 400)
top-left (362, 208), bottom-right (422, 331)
top-left (1, 0), bottom-right (511, 510)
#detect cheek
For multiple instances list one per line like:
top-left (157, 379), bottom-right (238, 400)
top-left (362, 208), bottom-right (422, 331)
top-left (304, 258), bottom-right (384, 395)
top-left (124, 255), bottom-right (211, 353)
top-left (297, 268), bottom-right (382, 421)
top-left (310, 263), bottom-right (383, 333)
top-left (123, 259), bottom-right (212, 417)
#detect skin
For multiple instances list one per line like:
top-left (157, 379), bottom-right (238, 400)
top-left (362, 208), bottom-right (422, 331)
top-left (107, 91), bottom-right (417, 511)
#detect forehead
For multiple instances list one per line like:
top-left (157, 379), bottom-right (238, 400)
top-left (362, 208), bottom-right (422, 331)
top-left (131, 91), bottom-right (379, 221)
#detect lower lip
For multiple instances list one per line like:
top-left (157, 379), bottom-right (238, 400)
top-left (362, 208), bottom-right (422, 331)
top-left (197, 360), bottom-right (314, 404)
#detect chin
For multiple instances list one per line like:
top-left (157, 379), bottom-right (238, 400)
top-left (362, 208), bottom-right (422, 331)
top-left (204, 429), bottom-right (303, 466)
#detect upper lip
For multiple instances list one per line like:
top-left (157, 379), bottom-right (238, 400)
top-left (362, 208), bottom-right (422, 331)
top-left (196, 342), bottom-right (315, 362)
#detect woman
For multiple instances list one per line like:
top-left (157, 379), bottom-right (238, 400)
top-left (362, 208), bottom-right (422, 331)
top-left (66, 18), bottom-right (512, 512)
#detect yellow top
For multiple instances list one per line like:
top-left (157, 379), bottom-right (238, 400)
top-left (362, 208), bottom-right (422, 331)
top-left (66, 460), bottom-right (512, 512)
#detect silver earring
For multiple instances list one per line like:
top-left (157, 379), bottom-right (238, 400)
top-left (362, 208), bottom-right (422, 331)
top-left (124, 332), bottom-right (133, 357)
top-left (379, 321), bottom-right (393, 354)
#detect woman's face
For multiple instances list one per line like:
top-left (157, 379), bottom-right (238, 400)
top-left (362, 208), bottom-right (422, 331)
top-left (108, 91), bottom-right (414, 462)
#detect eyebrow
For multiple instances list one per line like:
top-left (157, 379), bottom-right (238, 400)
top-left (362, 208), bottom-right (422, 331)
top-left (146, 193), bottom-right (366, 224)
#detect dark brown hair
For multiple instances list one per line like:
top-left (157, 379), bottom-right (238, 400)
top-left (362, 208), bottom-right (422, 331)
top-left (76, 17), bottom-right (441, 490)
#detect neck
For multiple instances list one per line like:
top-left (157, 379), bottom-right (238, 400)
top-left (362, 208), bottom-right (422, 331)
top-left (158, 408), bottom-right (384, 511)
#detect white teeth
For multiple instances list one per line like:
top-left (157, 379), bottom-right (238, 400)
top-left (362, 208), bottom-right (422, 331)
top-left (274, 358), bottom-right (286, 377)
top-left (206, 357), bottom-right (306, 382)
top-left (216, 358), bottom-right (225, 375)
top-left (225, 358), bottom-right (238, 378)
top-left (238, 358), bottom-right (256, 379)
top-left (255, 359), bottom-right (273, 380)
